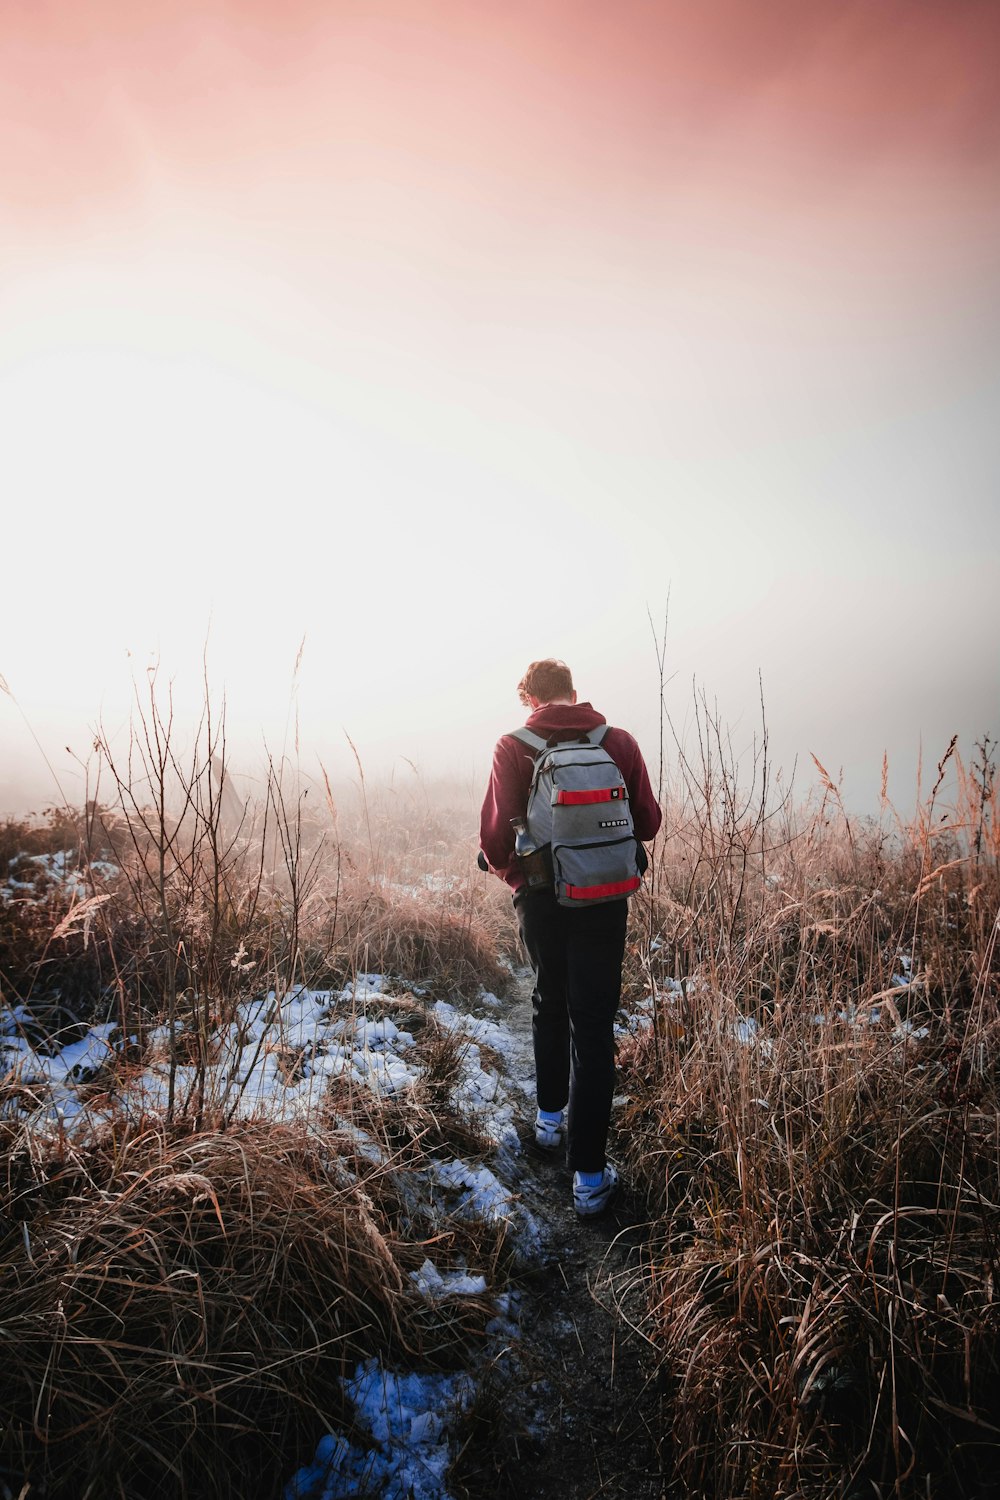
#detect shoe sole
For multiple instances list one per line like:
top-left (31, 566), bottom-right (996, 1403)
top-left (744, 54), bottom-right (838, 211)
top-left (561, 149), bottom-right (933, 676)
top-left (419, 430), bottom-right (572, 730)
top-left (574, 1194), bottom-right (619, 1219)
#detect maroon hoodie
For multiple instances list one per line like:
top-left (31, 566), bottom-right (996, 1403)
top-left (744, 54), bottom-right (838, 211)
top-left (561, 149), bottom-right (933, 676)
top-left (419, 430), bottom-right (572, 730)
top-left (479, 702), bottom-right (662, 896)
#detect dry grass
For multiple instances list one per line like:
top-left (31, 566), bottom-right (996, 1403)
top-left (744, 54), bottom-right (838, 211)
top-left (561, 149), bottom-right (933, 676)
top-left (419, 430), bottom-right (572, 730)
top-left (0, 694), bottom-right (515, 1133)
top-left (9, 672), bottom-right (997, 1498)
top-left (0, 1108), bottom-right (500, 1500)
top-left (319, 768), bottom-right (518, 995)
top-left (0, 689), bottom-right (519, 1499)
top-left (615, 726), bottom-right (1000, 1497)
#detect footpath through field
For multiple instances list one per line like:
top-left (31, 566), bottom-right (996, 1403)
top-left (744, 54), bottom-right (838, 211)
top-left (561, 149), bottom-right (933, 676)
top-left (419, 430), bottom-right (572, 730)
top-left (459, 974), bottom-right (667, 1500)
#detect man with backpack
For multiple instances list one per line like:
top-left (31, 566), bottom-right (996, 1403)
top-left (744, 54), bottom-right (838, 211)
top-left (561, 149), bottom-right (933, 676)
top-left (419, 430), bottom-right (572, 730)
top-left (479, 659), bottom-right (662, 1216)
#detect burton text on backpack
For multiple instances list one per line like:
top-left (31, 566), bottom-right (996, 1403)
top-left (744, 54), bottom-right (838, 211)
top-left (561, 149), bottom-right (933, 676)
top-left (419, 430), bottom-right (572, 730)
top-left (510, 726), bottom-right (647, 906)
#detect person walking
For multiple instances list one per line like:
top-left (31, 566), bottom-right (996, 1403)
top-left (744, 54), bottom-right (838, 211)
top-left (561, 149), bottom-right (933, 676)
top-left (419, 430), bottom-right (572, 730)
top-left (479, 659), bottom-right (661, 1216)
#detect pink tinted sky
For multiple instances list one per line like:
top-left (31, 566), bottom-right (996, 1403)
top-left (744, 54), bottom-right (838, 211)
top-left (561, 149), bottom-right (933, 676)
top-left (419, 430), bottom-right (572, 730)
top-left (2, 0), bottom-right (999, 810)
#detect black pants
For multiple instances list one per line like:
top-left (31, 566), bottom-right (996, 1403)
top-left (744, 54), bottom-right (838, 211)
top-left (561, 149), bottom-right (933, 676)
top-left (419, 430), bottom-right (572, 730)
top-left (516, 888), bottom-right (628, 1174)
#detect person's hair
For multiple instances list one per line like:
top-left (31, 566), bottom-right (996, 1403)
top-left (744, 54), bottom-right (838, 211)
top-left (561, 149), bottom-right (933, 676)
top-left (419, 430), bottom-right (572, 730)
top-left (517, 659), bottom-right (575, 707)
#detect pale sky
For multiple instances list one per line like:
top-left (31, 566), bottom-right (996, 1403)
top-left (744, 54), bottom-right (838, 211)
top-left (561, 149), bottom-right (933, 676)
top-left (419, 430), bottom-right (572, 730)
top-left (3, 0), bottom-right (998, 814)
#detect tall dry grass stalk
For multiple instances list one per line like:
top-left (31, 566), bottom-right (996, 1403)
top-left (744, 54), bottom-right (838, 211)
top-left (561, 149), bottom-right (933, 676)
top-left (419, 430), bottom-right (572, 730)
top-left (618, 709), bottom-right (999, 1498)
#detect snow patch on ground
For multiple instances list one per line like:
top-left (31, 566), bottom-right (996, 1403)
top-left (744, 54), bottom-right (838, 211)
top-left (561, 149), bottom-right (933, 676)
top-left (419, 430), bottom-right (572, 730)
top-left (1, 975), bottom-right (523, 1145)
top-left (411, 1259), bottom-right (488, 1299)
top-left (2, 849), bottom-right (119, 903)
top-left (285, 1360), bottom-right (475, 1500)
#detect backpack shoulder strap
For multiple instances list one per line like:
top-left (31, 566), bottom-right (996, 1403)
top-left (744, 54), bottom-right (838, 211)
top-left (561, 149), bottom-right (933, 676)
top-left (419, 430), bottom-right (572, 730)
top-left (510, 725), bottom-right (610, 751)
top-left (508, 727), bottom-right (548, 754)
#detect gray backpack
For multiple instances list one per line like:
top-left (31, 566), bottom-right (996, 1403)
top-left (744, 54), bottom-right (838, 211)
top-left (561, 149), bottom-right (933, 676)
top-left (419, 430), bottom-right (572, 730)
top-left (510, 726), bottom-right (647, 906)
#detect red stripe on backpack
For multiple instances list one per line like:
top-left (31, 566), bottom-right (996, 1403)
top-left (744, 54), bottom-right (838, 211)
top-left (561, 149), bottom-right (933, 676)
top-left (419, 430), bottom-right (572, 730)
top-left (555, 787), bottom-right (622, 806)
top-left (564, 876), bottom-right (641, 901)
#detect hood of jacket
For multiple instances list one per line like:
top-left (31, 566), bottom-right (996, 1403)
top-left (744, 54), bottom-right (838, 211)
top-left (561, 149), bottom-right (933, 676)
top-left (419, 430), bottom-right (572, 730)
top-left (520, 701), bottom-right (606, 740)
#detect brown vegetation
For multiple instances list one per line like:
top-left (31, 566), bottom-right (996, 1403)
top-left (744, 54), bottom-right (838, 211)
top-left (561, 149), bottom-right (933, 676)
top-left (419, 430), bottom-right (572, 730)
top-left (0, 683), bottom-right (517, 1499)
top-left (616, 714), bottom-right (1000, 1498)
top-left (0, 1114), bottom-right (499, 1500)
top-left (3, 672), bottom-right (998, 1498)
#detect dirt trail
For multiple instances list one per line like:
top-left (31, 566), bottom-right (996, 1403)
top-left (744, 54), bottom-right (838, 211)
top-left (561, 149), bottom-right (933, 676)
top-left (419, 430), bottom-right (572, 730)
top-left (459, 977), bottom-right (668, 1500)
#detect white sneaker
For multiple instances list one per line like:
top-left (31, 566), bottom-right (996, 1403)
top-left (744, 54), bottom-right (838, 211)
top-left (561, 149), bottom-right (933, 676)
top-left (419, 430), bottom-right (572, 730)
top-left (573, 1163), bottom-right (620, 1218)
top-left (534, 1109), bottom-right (566, 1151)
